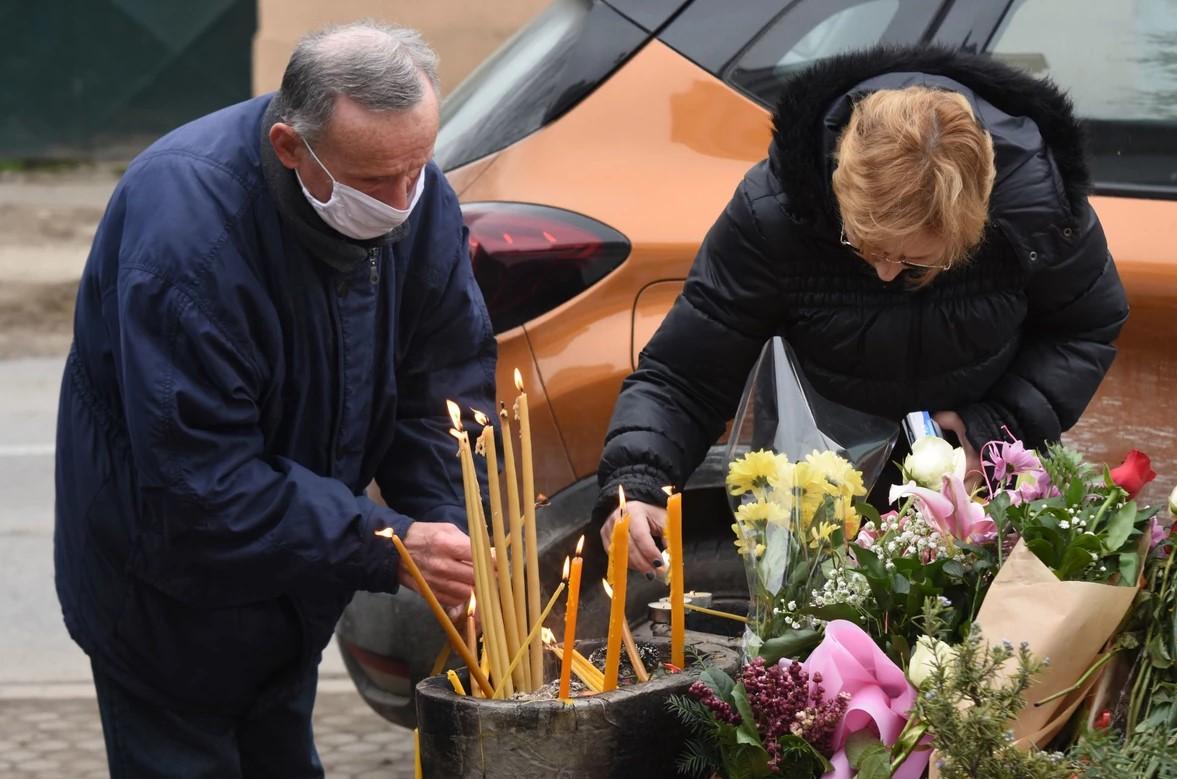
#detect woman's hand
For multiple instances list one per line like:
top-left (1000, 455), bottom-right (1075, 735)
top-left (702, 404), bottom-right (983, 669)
top-left (599, 500), bottom-right (667, 578)
top-left (933, 410), bottom-right (983, 487)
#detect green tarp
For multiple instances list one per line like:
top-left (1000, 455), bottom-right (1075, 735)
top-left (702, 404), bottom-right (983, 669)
top-left (0, 0), bottom-right (256, 159)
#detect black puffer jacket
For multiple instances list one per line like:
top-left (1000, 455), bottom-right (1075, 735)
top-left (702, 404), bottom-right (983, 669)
top-left (596, 47), bottom-right (1128, 518)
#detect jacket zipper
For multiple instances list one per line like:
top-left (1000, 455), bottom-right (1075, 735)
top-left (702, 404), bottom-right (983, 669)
top-left (328, 282), bottom-right (346, 476)
top-left (368, 248), bottom-right (379, 285)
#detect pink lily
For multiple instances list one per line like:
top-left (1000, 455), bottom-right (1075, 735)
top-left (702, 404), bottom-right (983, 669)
top-left (942, 474), bottom-right (997, 543)
top-left (889, 477), bottom-right (995, 544)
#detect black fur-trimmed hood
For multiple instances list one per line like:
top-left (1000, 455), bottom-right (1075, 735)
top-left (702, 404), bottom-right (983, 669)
top-left (769, 46), bottom-right (1090, 224)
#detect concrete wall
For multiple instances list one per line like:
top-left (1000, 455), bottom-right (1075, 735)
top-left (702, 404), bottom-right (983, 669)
top-left (253, 0), bottom-right (551, 96)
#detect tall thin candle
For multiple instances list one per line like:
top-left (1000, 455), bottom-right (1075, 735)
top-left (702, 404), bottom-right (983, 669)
top-left (603, 489), bottom-right (630, 691)
top-left (475, 411), bottom-right (525, 691)
top-left (666, 489), bottom-right (685, 669)
top-left (492, 576), bottom-right (567, 699)
top-left (558, 536), bottom-right (585, 699)
top-left (449, 401), bottom-right (511, 696)
top-left (603, 579), bottom-right (649, 683)
top-left (499, 403), bottom-right (530, 690)
top-left (514, 369), bottom-right (544, 687)
top-left (465, 593), bottom-right (478, 661)
top-left (378, 530), bottom-right (493, 696)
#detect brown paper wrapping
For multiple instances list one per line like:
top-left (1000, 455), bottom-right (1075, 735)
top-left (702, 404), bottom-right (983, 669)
top-left (974, 540), bottom-right (1137, 744)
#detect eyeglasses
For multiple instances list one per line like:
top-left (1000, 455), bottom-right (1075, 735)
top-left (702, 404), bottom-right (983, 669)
top-left (839, 227), bottom-right (952, 271)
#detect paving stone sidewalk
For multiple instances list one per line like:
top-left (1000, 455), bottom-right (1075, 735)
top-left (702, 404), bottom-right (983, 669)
top-left (0, 691), bottom-right (415, 779)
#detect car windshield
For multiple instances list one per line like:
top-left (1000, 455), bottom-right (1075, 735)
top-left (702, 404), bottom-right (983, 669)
top-left (436, 0), bottom-right (647, 171)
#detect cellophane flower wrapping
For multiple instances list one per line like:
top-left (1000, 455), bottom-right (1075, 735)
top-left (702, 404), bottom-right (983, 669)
top-left (724, 338), bottom-right (897, 659)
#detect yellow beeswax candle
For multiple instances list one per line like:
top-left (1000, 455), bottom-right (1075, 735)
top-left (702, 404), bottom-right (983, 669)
top-left (603, 503), bottom-right (630, 691)
top-left (666, 490), bottom-right (685, 669)
top-left (558, 536), bottom-right (585, 699)
top-left (514, 369), bottom-right (544, 686)
top-left (380, 530), bottom-right (493, 696)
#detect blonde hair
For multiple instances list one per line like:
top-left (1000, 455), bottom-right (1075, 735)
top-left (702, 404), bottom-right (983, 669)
top-left (832, 87), bottom-right (996, 283)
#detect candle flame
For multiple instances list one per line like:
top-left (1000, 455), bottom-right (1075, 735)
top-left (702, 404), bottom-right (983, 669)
top-left (513, 368), bottom-right (524, 392)
top-left (575, 535), bottom-right (585, 556)
top-left (541, 627), bottom-right (556, 645)
top-left (562, 555), bottom-right (571, 581)
top-left (446, 400), bottom-right (463, 431)
top-left (374, 528), bottom-right (394, 538)
top-left (662, 485), bottom-right (675, 496)
top-left (467, 593), bottom-right (477, 616)
top-left (471, 408), bottom-right (490, 427)
top-left (601, 579), bottom-right (614, 598)
top-left (618, 485), bottom-right (627, 514)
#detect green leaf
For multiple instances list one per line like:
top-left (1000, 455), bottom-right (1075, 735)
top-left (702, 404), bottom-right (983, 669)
top-left (942, 559), bottom-right (965, 578)
top-left (845, 730), bottom-right (885, 765)
top-left (758, 629), bottom-right (822, 664)
top-left (700, 666), bottom-right (736, 701)
top-left (1119, 552), bottom-right (1140, 586)
top-left (731, 682), bottom-right (760, 742)
top-left (1105, 500), bottom-right (1138, 552)
top-left (1026, 538), bottom-right (1058, 568)
top-left (856, 747), bottom-right (893, 779)
top-left (800, 603), bottom-right (863, 623)
top-left (735, 723), bottom-right (761, 747)
top-left (890, 573), bottom-right (911, 596)
top-left (1057, 545), bottom-right (1099, 580)
top-left (776, 734), bottom-right (833, 773)
top-left (853, 545), bottom-right (887, 579)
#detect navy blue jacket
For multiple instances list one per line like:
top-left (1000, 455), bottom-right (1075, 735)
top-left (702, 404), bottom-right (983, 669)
top-left (55, 94), bottom-right (496, 712)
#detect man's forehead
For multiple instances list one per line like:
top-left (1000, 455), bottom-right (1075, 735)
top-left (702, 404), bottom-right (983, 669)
top-left (317, 94), bottom-right (437, 169)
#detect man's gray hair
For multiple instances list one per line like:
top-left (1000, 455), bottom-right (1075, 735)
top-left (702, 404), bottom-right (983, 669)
top-left (278, 20), bottom-right (440, 142)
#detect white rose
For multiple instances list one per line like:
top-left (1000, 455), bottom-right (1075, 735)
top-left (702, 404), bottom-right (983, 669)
top-left (908, 635), bottom-right (958, 688)
top-left (903, 436), bottom-right (966, 489)
top-left (1169, 484), bottom-right (1177, 518)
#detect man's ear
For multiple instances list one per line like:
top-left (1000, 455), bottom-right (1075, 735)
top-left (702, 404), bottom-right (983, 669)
top-left (269, 123), bottom-right (303, 170)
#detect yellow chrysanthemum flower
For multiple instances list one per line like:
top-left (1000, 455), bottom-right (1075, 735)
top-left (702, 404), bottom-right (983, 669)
top-left (838, 494), bottom-right (861, 540)
top-left (808, 520), bottom-right (839, 548)
top-left (731, 523), bottom-right (765, 559)
top-left (727, 450), bottom-right (791, 497)
top-left (804, 450), bottom-right (867, 498)
top-left (735, 499), bottom-right (790, 526)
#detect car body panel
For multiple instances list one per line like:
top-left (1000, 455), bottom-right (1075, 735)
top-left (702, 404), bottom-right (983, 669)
top-left (456, 40), bottom-right (771, 478)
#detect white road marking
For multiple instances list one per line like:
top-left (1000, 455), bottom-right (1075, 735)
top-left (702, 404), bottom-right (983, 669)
top-left (0, 443), bottom-right (56, 457)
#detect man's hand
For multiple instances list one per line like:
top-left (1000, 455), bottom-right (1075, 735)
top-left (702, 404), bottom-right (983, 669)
top-left (933, 410), bottom-right (983, 487)
top-left (600, 500), bottom-right (667, 577)
top-left (397, 521), bottom-right (475, 609)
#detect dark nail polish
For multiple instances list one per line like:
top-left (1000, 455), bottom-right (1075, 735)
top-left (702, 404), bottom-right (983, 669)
top-left (644, 572), bottom-right (655, 581)
top-left (651, 558), bottom-right (664, 568)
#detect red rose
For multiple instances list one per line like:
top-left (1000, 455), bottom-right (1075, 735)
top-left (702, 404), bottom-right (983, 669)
top-left (1110, 450), bottom-right (1156, 499)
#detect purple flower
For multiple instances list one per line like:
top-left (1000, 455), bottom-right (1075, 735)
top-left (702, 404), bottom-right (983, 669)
top-left (983, 438), bottom-right (1042, 483)
top-left (1147, 516), bottom-right (1169, 555)
top-left (1008, 468), bottom-right (1057, 506)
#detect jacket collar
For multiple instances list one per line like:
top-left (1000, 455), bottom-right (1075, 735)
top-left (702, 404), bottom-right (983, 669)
top-left (768, 46), bottom-right (1090, 227)
top-left (258, 95), bottom-right (406, 272)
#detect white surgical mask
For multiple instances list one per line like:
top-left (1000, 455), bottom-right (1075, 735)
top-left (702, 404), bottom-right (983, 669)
top-left (296, 138), bottom-right (425, 240)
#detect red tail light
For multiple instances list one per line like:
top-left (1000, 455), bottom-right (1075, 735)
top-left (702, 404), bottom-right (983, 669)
top-left (462, 202), bottom-right (630, 333)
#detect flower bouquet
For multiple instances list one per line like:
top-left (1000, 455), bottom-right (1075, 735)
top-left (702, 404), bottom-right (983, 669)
top-left (670, 341), bottom-right (1177, 778)
top-left (723, 338), bottom-right (897, 661)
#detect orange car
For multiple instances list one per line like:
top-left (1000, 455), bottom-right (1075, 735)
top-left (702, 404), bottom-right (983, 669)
top-left (338, 0), bottom-right (1177, 726)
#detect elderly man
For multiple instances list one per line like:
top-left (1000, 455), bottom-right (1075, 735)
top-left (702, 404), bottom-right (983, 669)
top-left (54, 22), bottom-right (491, 777)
